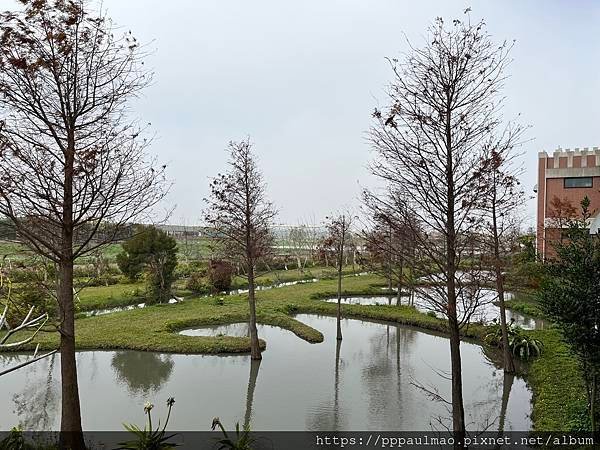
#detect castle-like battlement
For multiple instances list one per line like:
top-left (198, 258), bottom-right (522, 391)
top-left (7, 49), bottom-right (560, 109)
top-left (539, 147), bottom-right (600, 158)
top-left (538, 146), bottom-right (600, 170)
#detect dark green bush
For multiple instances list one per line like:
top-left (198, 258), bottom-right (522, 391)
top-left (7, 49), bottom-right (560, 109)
top-left (208, 260), bottom-right (234, 292)
top-left (117, 226), bottom-right (178, 304)
top-left (186, 271), bottom-right (210, 295)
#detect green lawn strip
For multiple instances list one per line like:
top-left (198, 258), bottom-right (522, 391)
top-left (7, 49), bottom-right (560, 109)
top-left (17, 301), bottom-right (266, 354)
top-left (528, 328), bottom-right (588, 431)
top-left (230, 265), bottom-right (360, 290)
top-left (505, 290), bottom-right (544, 318)
top-left (76, 282), bottom-right (146, 311)
top-left (76, 282), bottom-right (193, 312)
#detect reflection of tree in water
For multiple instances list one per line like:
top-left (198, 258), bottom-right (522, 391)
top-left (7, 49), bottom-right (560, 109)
top-left (468, 345), bottom-right (519, 432)
top-left (361, 324), bottom-right (418, 429)
top-left (416, 344), bottom-right (520, 432)
top-left (243, 359), bottom-right (261, 429)
top-left (12, 353), bottom-right (60, 430)
top-left (305, 340), bottom-right (349, 431)
top-left (111, 351), bottom-right (174, 395)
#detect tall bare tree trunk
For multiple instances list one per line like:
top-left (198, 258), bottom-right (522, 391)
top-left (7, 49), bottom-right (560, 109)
top-left (57, 137), bottom-right (85, 450)
top-left (396, 258), bottom-right (403, 306)
top-left (446, 119), bottom-right (466, 443)
top-left (495, 265), bottom-right (515, 374)
top-left (58, 260), bottom-right (85, 450)
top-left (247, 262), bottom-right (262, 360)
top-left (492, 201), bottom-right (515, 374)
top-left (336, 254), bottom-right (343, 341)
top-left (59, 146), bottom-right (85, 449)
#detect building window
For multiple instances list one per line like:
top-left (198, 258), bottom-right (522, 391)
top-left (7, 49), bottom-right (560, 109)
top-left (564, 177), bottom-right (593, 188)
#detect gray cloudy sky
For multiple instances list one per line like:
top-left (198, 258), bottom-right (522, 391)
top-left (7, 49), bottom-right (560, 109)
top-left (6, 0), bottom-right (600, 227)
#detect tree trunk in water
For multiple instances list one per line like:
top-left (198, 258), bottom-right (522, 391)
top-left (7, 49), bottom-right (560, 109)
top-left (446, 221), bottom-right (466, 445)
top-left (244, 358), bottom-right (261, 429)
top-left (491, 197), bottom-right (515, 374)
top-left (496, 271), bottom-right (515, 374)
top-left (396, 259), bottom-right (403, 306)
top-left (247, 264), bottom-right (262, 360)
top-left (336, 258), bottom-right (343, 341)
top-left (448, 311), bottom-right (466, 444)
top-left (58, 260), bottom-right (86, 450)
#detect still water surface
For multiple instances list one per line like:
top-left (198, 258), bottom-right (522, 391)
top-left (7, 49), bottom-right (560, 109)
top-left (326, 290), bottom-right (547, 330)
top-left (0, 314), bottom-right (531, 431)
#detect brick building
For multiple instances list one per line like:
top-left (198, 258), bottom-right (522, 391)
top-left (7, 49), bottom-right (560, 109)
top-left (536, 147), bottom-right (600, 259)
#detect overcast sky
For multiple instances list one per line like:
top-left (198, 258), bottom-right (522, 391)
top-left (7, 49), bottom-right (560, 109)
top-left (4, 0), bottom-right (600, 227)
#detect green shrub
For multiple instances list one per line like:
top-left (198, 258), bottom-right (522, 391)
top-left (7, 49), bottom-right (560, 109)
top-left (117, 226), bottom-right (178, 304)
top-left (186, 272), bottom-right (210, 295)
top-left (282, 304), bottom-right (300, 314)
top-left (208, 260), bottom-right (233, 292)
top-left (174, 261), bottom-right (205, 279)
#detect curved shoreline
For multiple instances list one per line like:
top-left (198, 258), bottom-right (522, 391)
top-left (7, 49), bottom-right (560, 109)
top-left (2, 274), bottom-right (586, 431)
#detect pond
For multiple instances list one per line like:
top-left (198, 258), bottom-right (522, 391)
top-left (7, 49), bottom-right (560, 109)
top-left (227, 278), bottom-right (318, 295)
top-left (0, 315), bottom-right (531, 432)
top-left (82, 298), bottom-right (180, 317)
top-left (325, 290), bottom-right (547, 330)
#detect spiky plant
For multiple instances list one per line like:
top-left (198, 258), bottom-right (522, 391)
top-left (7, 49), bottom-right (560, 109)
top-left (211, 417), bottom-right (255, 450)
top-left (485, 321), bottom-right (542, 360)
top-left (118, 397), bottom-right (178, 450)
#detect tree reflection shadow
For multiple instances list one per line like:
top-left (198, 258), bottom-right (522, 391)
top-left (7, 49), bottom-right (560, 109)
top-left (305, 339), bottom-right (348, 430)
top-left (243, 358), bottom-right (261, 429)
top-left (12, 352), bottom-right (59, 430)
top-left (111, 351), bottom-right (174, 395)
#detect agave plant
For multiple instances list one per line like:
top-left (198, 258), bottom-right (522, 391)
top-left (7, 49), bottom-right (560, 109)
top-left (509, 332), bottom-right (543, 359)
top-left (211, 417), bottom-right (255, 450)
top-left (484, 320), bottom-right (542, 360)
top-left (118, 397), bottom-right (178, 450)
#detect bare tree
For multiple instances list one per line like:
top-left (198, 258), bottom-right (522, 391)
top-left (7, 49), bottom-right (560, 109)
top-left (362, 189), bottom-right (421, 305)
top-left (204, 138), bottom-right (277, 360)
top-left (368, 13), bottom-right (514, 438)
top-left (286, 225), bottom-right (313, 273)
top-left (0, 1), bottom-right (168, 447)
top-left (323, 213), bottom-right (353, 341)
top-left (478, 128), bottom-right (526, 375)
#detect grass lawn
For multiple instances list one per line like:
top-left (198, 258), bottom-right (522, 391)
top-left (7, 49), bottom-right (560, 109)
top-left (14, 274), bottom-right (460, 354)
top-left (506, 290), bottom-right (543, 318)
top-left (76, 282), bottom-right (146, 311)
top-left (72, 265), bottom-right (361, 313)
top-left (231, 265), bottom-right (361, 289)
top-left (527, 328), bottom-right (588, 431)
